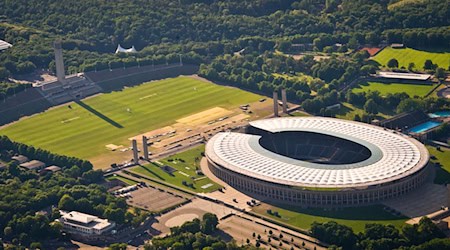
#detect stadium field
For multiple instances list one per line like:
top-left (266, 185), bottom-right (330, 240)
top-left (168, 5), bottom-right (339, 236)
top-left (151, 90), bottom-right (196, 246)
top-left (253, 203), bottom-right (407, 233)
top-left (0, 77), bottom-right (261, 164)
top-left (352, 81), bottom-right (435, 97)
top-left (373, 47), bottom-right (450, 69)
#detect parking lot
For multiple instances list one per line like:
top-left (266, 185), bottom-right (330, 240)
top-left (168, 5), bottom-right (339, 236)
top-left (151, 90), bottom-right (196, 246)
top-left (118, 184), bottom-right (187, 212)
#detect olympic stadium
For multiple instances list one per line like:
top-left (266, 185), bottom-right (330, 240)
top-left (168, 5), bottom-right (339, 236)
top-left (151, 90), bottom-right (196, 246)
top-left (205, 117), bottom-right (430, 207)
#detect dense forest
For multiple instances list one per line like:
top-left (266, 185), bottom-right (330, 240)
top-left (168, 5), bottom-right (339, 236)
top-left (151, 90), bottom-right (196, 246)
top-left (311, 218), bottom-right (450, 250)
top-left (0, 136), bottom-right (132, 248)
top-left (0, 0), bottom-right (448, 80)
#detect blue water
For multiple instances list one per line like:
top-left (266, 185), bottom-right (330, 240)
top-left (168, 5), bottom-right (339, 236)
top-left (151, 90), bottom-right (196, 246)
top-left (429, 111), bottom-right (450, 118)
top-left (409, 121), bottom-right (442, 133)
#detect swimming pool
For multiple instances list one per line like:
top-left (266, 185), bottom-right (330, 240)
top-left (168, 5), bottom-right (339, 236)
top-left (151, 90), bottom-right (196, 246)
top-left (408, 121), bottom-right (442, 133)
top-left (429, 111), bottom-right (450, 118)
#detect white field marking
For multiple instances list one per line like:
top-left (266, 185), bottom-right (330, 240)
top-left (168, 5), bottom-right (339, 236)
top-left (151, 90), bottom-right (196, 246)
top-left (201, 183), bottom-right (213, 189)
top-left (139, 93), bottom-right (157, 100)
top-left (61, 116), bottom-right (80, 123)
top-left (179, 171), bottom-right (190, 177)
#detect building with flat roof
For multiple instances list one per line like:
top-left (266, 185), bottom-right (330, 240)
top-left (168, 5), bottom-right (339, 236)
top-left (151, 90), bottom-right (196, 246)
top-left (58, 211), bottom-right (116, 236)
top-left (19, 160), bottom-right (46, 171)
top-left (375, 71), bottom-right (431, 81)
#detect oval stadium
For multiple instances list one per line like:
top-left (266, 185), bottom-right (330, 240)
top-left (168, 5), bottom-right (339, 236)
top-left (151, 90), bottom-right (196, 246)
top-left (205, 117), bottom-right (430, 207)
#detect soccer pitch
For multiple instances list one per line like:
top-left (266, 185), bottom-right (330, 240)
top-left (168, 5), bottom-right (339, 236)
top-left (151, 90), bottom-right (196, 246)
top-left (0, 76), bottom-right (261, 162)
top-left (373, 47), bottom-right (450, 69)
top-left (352, 81), bottom-right (435, 97)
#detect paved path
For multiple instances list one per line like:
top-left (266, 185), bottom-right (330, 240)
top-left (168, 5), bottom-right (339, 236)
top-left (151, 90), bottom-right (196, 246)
top-left (382, 166), bottom-right (450, 219)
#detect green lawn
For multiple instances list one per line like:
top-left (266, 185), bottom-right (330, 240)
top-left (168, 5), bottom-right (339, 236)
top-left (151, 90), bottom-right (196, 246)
top-left (373, 47), bottom-right (450, 69)
top-left (427, 145), bottom-right (450, 184)
top-left (335, 102), bottom-right (392, 121)
top-left (0, 77), bottom-right (261, 160)
top-left (352, 81), bottom-right (435, 97)
top-left (129, 145), bottom-right (221, 193)
top-left (253, 203), bottom-right (407, 233)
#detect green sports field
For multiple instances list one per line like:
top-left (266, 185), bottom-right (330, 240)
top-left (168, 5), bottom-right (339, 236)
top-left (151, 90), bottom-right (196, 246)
top-left (352, 81), bottom-right (435, 97)
top-left (0, 76), bottom-right (261, 162)
top-left (373, 47), bottom-right (450, 69)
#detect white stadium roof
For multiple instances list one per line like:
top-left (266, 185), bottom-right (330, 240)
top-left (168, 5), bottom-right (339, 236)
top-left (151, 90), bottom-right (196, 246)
top-left (206, 117), bottom-right (429, 188)
top-left (0, 40), bottom-right (12, 51)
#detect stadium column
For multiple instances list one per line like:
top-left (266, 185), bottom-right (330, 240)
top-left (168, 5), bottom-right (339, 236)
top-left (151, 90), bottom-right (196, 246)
top-left (53, 40), bottom-right (66, 83)
top-left (132, 139), bottom-right (139, 164)
top-left (142, 136), bottom-right (149, 161)
top-left (273, 91), bottom-right (279, 117)
top-left (281, 88), bottom-right (288, 114)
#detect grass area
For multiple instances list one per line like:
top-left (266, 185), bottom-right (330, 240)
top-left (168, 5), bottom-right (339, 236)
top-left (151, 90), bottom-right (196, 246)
top-left (427, 145), bottom-right (450, 184)
top-left (335, 102), bottom-right (392, 121)
top-left (130, 145), bottom-right (221, 193)
top-left (253, 203), bottom-right (407, 233)
top-left (106, 175), bottom-right (138, 185)
top-left (373, 47), bottom-right (450, 69)
top-left (0, 76), bottom-right (261, 161)
top-left (352, 81), bottom-right (435, 97)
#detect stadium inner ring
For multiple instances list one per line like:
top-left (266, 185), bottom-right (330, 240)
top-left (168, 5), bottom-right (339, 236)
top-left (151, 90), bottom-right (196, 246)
top-left (205, 117), bottom-right (430, 207)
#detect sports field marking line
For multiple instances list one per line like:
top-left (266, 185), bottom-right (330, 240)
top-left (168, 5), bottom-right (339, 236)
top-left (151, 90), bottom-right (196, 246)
top-left (61, 116), bottom-right (80, 123)
top-left (139, 93), bottom-right (157, 100)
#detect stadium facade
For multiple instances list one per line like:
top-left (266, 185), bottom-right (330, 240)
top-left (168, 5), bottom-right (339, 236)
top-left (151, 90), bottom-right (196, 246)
top-left (205, 117), bottom-right (430, 207)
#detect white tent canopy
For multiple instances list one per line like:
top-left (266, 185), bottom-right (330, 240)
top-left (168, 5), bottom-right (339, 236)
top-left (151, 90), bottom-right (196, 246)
top-left (115, 44), bottom-right (137, 53)
top-left (0, 40), bottom-right (13, 51)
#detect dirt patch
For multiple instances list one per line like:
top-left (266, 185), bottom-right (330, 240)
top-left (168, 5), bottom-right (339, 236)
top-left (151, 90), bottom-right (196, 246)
top-left (165, 214), bottom-right (199, 227)
top-left (176, 107), bottom-right (233, 126)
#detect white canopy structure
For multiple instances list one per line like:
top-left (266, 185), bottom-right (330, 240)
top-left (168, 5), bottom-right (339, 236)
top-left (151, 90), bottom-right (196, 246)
top-left (0, 40), bottom-right (12, 51)
top-left (115, 44), bottom-right (137, 54)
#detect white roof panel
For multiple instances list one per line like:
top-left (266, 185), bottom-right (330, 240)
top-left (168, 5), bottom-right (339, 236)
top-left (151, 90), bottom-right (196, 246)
top-left (206, 117), bottom-right (429, 188)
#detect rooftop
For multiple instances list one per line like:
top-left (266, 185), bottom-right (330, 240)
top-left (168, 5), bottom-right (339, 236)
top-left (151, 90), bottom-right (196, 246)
top-left (206, 117), bottom-right (429, 188)
top-left (19, 160), bottom-right (45, 170)
top-left (60, 211), bottom-right (113, 230)
top-left (376, 71), bottom-right (431, 81)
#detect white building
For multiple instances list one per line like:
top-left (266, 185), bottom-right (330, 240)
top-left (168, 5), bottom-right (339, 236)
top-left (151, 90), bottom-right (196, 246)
top-left (58, 211), bottom-right (116, 235)
top-left (115, 44), bottom-right (137, 53)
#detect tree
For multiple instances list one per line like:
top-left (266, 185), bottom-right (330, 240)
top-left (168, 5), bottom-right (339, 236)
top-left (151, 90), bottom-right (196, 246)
top-left (387, 58), bottom-right (399, 68)
top-left (201, 213), bottom-right (218, 234)
top-left (58, 194), bottom-right (75, 210)
top-left (424, 59), bottom-right (435, 70)
top-left (435, 68), bottom-right (445, 80)
top-left (364, 99), bottom-right (378, 115)
top-left (408, 62), bottom-right (415, 71)
top-left (29, 242), bottom-right (42, 250)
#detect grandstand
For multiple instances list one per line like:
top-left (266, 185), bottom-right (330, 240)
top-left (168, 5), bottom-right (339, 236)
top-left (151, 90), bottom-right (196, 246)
top-left (37, 74), bottom-right (102, 105)
top-left (0, 88), bottom-right (52, 125)
top-left (379, 110), bottom-right (430, 130)
top-left (85, 63), bottom-right (199, 92)
top-left (255, 131), bottom-right (371, 165)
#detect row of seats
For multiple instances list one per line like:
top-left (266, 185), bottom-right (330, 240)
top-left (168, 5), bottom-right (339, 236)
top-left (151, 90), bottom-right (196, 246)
top-left (381, 111), bottom-right (429, 130)
top-left (260, 131), bottom-right (371, 164)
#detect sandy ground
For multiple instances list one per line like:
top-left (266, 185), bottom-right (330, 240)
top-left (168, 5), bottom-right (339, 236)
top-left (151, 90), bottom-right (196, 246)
top-left (165, 213), bottom-right (199, 227)
top-left (200, 157), bottom-right (257, 210)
